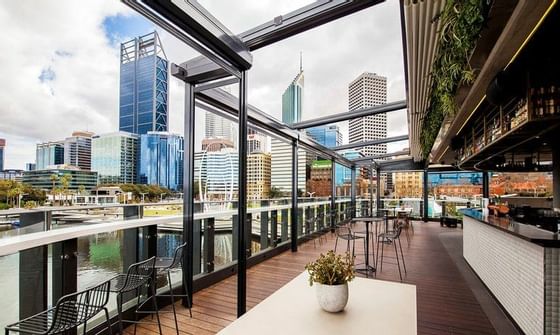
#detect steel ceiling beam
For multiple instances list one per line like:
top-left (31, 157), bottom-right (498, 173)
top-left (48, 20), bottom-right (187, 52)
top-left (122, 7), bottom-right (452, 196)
top-left (177, 0), bottom-right (384, 83)
top-left (194, 77), bottom-right (239, 92)
top-left (291, 100), bottom-right (407, 129)
top-left (333, 134), bottom-right (409, 151)
top-left (352, 149), bottom-right (411, 164)
top-left (374, 157), bottom-right (425, 172)
top-left (133, 0), bottom-right (252, 70)
top-left (239, 0), bottom-right (384, 50)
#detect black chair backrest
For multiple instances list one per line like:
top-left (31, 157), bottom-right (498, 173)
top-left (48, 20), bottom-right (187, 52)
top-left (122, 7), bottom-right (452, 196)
top-left (128, 256), bottom-right (156, 278)
top-left (50, 280), bottom-right (111, 334)
top-left (170, 242), bottom-right (187, 269)
top-left (336, 225), bottom-right (353, 238)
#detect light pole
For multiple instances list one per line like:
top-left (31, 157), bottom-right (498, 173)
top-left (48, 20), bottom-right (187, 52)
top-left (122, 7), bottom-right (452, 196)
top-left (18, 193), bottom-right (28, 208)
top-left (160, 193), bottom-right (165, 203)
top-left (140, 192), bottom-right (147, 203)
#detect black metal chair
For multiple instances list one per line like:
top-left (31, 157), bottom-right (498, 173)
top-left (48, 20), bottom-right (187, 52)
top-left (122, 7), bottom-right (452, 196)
top-left (5, 280), bottom-right (112, 335)
top-left (109, 256), bottom-right (162, 335)
top-left (334, 225), bottom-right (366, 259)
top-left (376, 223), bottom-right (407, 281)
top-left (154, 242), bottom-right (192, 335)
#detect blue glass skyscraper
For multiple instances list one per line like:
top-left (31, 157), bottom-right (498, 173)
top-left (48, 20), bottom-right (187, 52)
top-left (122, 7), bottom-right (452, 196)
top-left (0, 138), bottom-right (5, 171)
top-left (139, 132), bottom-right (184, 191)
top-left (119, 31), bottom-right (168, 135)
top-left (281, 66), bottom-right (304, 124)
top-left (307, 125), bottom-right (342, 148)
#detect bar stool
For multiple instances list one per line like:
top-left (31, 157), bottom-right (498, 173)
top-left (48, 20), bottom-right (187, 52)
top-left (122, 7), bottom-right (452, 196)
top-left (109, 256), bottom-right (162, 335)
top-left (154, 242), bottom-right (192, 335)
top-left (5, 280), bottom-right (112, 335)
top-left (376, 223), bottom-right (407, 281)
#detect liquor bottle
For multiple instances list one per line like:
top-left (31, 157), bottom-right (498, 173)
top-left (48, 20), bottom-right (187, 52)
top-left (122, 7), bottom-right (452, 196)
top-left (537, 86), bottom-right (545, 117)
top-left (547, 85), bottom-right (555, 116)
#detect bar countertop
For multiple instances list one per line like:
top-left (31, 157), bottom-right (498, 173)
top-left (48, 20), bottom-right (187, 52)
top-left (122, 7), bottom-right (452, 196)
top-left (461, 208), bottom-right (560, 247)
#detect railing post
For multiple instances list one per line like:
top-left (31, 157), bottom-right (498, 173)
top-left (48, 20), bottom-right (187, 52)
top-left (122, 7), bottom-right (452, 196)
top-left (232, 214), bottom-right (239, 261)
top-left (291, 139), bottom-right (299, 252)
top-left (260, 200), bottom-right (269, 250)
top-left (270, 210), bottom-right (278, 247)
top-left (193, 219), bottom-right (202, 275)
top-left (319, 204), bottom-right (325, 230)
top-left (52, 238), bottom-right (78, 303)
top-left (331, 158), bottom-right (336, 229)
top-left (351, 166), bottom-right (356, 219)
top-left (203, 218), bottom-right (215, 273)
top-left (281, 209), bottom-right (289, 242)
top-left (376, 167), bottom-right (382, 215)
top-left (19, 211), bottom-right (48, 320)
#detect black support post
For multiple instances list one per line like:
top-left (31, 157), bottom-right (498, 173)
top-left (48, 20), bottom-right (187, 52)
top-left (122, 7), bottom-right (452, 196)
top-left (52, 238), bottom-right (78, 304)
top-left (482, 172), bottom-right (490, 199)
top-left (291, 139), bottom-right (299, 252)
top-left (183, 81), bottom-right (196, 308)
top-left (351, 166), bottom-right (356, 219)
top-left (423, 169), bottom-right (429, 222)
top-left (237, 70), bottom-right (248, 317)
top-left (554, 143), bottom-right (560, 211)
top-left (260, 200), bottom-right (269, 250)
top-left (270, 210), bottom-right (278, 247)
top-left (331, 158), bottom-right (336, 229)
top-left (203, 218), bottom-right (215, 273)
top-left (370, 166), bottom-right (374, 216)
top-left (376, 167), bottom-right (382, 214)
top-left (192, 220), bottom-right (202, 275)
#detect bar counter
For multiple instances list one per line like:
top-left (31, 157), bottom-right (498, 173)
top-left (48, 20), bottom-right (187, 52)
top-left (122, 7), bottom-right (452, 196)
top-left (461, 209), bottom-right (559, 335)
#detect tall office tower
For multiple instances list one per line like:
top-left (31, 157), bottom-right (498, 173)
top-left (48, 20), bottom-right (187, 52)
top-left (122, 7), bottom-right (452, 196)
top-left (0, 138), bottom-right (5, 171)
top-left (281, 65), bottom-right (304, 124)
top-left (119, 31), bottom-right (168, 135)
top-left (64, 131), bottom-right (94, 170)
top-left (195, 148), bottom-right (239, 200)
top-left (348, 72), bottom-right (387, 157)
top-left (205, 111), bottom-right (236, 145)
top-left (247, 152), bottom-right (271, 200)
top-left (139, 132), bottom-right (184, 191)
top-left (307, 125), bottom-right (342, 148)
top-left (36, 141), bottom-right (64, 170)
top-left (92, 132), bottom-right (139, 185)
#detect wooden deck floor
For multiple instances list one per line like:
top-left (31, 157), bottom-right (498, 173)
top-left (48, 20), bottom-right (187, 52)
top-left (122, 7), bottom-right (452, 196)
top-left (133, 222), bottom-right (498, 335)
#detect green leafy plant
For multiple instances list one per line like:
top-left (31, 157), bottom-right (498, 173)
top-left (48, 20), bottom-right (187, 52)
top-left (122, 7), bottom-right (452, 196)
top-left (421, 0), bottom-right (486, 158)
top-left (305, 250), bottom-right (355, 286)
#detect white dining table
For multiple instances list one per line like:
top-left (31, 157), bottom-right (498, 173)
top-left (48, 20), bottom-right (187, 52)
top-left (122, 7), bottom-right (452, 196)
top-left (217, 272), bottom-right (417, 335)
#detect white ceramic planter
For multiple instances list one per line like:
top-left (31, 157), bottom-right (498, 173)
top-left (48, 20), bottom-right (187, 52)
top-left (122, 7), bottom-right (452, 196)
top-left (315, 282), bottom-right (349, 312)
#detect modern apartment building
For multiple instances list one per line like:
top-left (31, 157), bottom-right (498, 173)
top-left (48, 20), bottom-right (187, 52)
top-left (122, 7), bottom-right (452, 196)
top-left (348, 72), bottom-right (388, 158)
top-left (270, 139), bottom-right (306, 194)
top-left (139, 132), bottom-right (184, 191)
top-left (92, 132), bottom-right (139, 185)
top-left (64, 131), bottom-right (94, 170)
top-left (119, 31), bottom-right (168, 135)
top-left (393, 171), bottom-right (423, 198)
top-left (247, 152), bottom-right (271, 200)
top-left (36, 141), bottom-right (64, 170)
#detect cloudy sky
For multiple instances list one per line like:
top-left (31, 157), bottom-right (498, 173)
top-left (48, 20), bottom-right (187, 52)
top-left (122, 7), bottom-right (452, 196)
top-left (0, 0), bottom-right (408, 170)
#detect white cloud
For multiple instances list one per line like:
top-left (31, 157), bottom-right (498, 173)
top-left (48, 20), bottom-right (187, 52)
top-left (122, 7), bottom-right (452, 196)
top-left (0, 0), bottom-right (408, 169)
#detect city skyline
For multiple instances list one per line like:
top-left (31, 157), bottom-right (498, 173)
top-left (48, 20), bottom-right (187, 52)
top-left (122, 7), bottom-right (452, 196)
top-left (0, 0), bottom-right (406, 170)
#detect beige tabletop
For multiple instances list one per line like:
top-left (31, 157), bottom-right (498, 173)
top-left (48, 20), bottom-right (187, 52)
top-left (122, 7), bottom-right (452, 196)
top-left (217, 272), bottom-right (417, 335)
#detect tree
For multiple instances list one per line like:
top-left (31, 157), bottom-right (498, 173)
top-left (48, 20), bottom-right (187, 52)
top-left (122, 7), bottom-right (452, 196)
top-left (60, 174), bottom-right (72, 205)
top-left (50, 174), bottom-right (59, 205)
top-left (78, 185), bottom-right (86, 196)
top-left (269, 186), bottom-right (283, 199)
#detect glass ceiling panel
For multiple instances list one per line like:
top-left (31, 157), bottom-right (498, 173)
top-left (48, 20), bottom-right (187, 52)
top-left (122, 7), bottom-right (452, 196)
top-left (197, 0), bottom-right (316, 34)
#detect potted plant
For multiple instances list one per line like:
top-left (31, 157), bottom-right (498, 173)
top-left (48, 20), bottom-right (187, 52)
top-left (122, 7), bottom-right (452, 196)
top-left (305, 250), bottom-right (355, 313)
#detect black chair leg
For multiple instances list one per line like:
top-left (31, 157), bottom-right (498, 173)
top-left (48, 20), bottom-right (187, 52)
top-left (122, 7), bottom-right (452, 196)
top-left (103, 307), bottom-right (112, 335)
top-left (394, 240), bottom-right (402, 282)
top-left (398, 237), bottom-right (407, 273)
top-left (117, 293), bottom-right (124, 335)
top-left (334, 236), bottom-right (339, 252)
top-left (150, 281), bottom-right (163, 335)
top-left (168, 271), bottom-right (179, 335)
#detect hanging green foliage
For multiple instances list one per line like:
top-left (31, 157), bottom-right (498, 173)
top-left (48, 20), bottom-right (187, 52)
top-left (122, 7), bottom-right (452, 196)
top-left (420, 0), bottom-right (486, 159)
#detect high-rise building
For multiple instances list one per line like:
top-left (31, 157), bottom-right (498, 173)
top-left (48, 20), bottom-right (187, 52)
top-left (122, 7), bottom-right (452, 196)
top-left (393, 171), bottom-right (423, 198)
top-left (202, 138), bottom-right (234, 152)
top-left (247, 132), bottom-right (267, 154)
top-left (281, 65), bottom-right (304, 124)
top-left (119, 31), bottom-right (168, 135)
top-left (92, 132), bottom-right (139, 185)
top-left (64, 131), bottom-right (94, 170)
top-left (247, 152), bottom-right (271, 200)
top-left (348, 72), bottom-right (387, 157)
top-left (139, 132), bottom-right (184, 191)
top-left (205, 112), bottom-right (236, 145)
top-left (307, 125), bottom-right (342, 148)
top-left (25, 163), bottom-right (36, 171)
top-left (36, 141), bottom-right (64, 170)
top-left (0, 138), bottom-right (5, 171)
top-left (271, 139), bottom-right (306, 193)
top-left (195, 148), bottom-right (239, 200)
